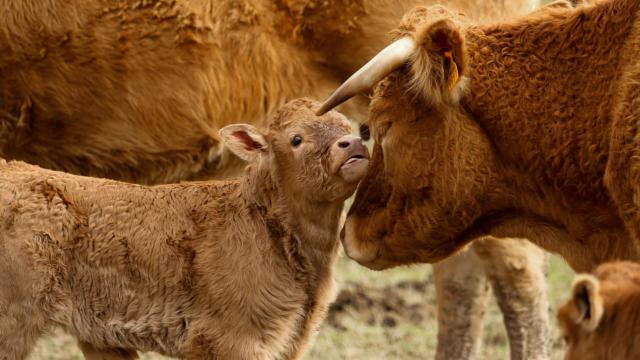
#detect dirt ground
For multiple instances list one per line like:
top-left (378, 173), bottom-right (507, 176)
top-left (28, 253), bottom-right (574, 360)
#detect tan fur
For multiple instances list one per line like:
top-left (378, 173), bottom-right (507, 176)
top-left (343, 0), bottom-right (640, 272)
top-left (0, 99), bottom-right (364, 360)
top-left (558, 261), bottom-right (640, 360)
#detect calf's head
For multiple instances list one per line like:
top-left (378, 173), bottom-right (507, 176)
top-left (557, 261), bottom-right (640, 360)
top-left (318, 6), bottom-right (500, 269)
top-left (220, 98), bottom-right (369, 203)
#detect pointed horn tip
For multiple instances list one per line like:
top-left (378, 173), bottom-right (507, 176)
top-left (316, 98), bottom-right (345, 117)
top-left (316, 89), bottom-right (347, 116)
top-left (315, 106), bottom-right (329, 116)
top-left (316, 37), bottom-right (416, 117)
top-left (315, 100), bottom-right (340, 116)
top-left (316, 89), bottom-right (348, 116)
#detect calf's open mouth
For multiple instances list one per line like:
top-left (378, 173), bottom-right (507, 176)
top-left (340, 152), bottom-right (370, 170)
top-left (340, 147), bottom-right (369, 170)
top-left (337, 145), bottom-right (370, 183)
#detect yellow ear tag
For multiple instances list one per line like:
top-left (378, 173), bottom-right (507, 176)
top-left (444, 50), bottom-right (459, 90)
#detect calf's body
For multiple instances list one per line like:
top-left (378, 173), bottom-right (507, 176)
top-left (0, 99), bottom-right (367, 360)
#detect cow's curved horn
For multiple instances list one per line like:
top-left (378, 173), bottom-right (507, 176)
top-left (316, 37), bottom-right (416, 116)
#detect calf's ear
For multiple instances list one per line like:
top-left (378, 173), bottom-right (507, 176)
top-left (571, 274), bottom-right (604, 331)
top-left (411, 18), bottom-right (467, 103)
top-left (219, 124), bottom-right (268, 162)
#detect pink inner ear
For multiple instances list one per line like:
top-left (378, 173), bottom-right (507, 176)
top-left (232, 131), bottom-right (263, 151)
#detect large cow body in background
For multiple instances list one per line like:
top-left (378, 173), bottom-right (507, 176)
top-left (0, 0), bottom-right (538, 183)
top-left (0, 0), bottom-right (548, 359)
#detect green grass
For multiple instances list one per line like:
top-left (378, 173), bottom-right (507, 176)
top-left (29, 254), bottom-right (575, 360)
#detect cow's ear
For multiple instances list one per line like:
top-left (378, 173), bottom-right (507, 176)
top-left (411, 18), bottom-right (467, 104)
top-left (571, 274), bottom-right (604, 331)
top-left (219, 124), bottom-right (268, 162)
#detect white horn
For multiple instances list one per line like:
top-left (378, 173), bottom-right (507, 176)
top-left (316, 37), bottom-right (416, 116)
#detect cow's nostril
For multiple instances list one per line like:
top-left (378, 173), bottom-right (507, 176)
top-left (338, 141), bottom-right (350, 148)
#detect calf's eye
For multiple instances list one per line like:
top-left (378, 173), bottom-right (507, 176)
top-left (291, 135), bottom-right (302, 147)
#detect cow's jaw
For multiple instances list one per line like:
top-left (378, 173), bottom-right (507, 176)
top-left (341, 217), bottom-right (380, 266)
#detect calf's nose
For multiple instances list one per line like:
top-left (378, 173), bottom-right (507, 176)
top-left (336, 135), bottom-right (362, 149)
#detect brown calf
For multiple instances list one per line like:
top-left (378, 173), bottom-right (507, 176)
top-left (558, 261), bottom-right (640, 360)
top-left (0, 99), bottom-right (369, 359)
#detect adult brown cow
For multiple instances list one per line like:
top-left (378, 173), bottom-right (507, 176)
top-left (318, 0), bottom-right (640, 272)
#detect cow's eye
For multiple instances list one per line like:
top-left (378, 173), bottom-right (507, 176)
top-left (291, 135), bottom-right (302, 147)
top-left (375, 121), bottom-right (391, 143)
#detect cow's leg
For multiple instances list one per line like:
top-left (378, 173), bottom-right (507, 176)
top-left (433, 247), bottom-right (489, 360)
top-left (78, 342), bottom-right (139, 360)
top-left (473, 237), bottom-right (551, 360)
